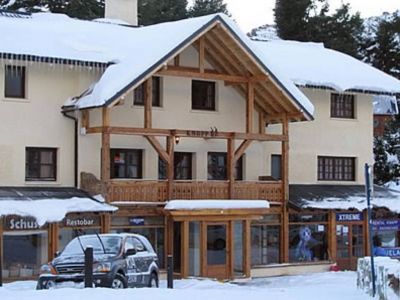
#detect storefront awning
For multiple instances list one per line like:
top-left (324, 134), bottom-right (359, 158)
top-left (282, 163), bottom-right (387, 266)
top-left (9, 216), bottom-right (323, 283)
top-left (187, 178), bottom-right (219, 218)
top-left (0, 187), bottom-right (117, 226)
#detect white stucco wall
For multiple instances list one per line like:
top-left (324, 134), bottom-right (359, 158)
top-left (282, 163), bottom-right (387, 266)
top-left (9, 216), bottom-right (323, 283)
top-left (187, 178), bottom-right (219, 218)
top-left (265, 88), bottom-right (374, 184)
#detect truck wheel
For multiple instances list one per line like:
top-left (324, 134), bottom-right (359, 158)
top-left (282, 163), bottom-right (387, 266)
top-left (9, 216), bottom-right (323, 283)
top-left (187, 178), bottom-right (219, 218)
top-left (111, 273), bottom-right (128, 289)
top-left (148, 272), bottom-right (158, 288)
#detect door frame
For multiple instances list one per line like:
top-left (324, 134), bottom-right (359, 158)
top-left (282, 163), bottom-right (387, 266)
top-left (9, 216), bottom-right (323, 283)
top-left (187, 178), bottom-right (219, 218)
top-left (335, 222), bottom-right (365, 270)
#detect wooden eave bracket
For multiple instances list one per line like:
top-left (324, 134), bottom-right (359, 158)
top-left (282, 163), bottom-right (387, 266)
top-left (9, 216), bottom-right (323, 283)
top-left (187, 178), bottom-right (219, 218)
top-left (145, 136), bottom-right (170, 164)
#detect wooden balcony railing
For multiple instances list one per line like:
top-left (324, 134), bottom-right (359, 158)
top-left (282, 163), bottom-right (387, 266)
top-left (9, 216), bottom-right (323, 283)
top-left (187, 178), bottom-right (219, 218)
top-left (105, 180), bottom-right (283, 203)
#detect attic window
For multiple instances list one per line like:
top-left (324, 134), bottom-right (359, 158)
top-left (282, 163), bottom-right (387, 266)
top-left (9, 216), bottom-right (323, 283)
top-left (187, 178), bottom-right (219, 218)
top-left (134, 77), bottom-right (161, 107)
top-left (192, 80), bottom-right (216, 111)
top-left (5, 65), bottom-right (26, 99)
top-left (331, 93), bottom-right (355, 119)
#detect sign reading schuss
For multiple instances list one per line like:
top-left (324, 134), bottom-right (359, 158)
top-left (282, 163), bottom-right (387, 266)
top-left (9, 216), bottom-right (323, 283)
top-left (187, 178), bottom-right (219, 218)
top-left (5, 216), bottom-right (40, 230)
top-left (336, 212), bottom-right (363, 222)
top-left (63, 216), bottom-right (100, 227)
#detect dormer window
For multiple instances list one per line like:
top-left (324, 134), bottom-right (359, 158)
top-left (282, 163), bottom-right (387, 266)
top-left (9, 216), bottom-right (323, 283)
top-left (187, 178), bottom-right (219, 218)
top-left (331, 93), bottom-right (355, 119)
top-left (5, 65), bottom-right (26, 99)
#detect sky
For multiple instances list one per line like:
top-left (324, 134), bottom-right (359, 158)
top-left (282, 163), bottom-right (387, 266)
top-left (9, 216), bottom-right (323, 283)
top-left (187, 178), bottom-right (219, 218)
top-left (222, 0), bottom-right (400, 32)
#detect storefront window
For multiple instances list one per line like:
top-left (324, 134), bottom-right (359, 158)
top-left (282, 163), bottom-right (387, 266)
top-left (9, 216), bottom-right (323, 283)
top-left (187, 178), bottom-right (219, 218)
top-left (289, 213), bottom-right (328, 263)
top-left (251, 215), bottom-right (280, 266)
top-left (372, 218), bottom-right (400, 257)
top-left (234, 221), bottom-right (244, 274)
top-left (189, 222), bottom-right (201, 276)
top-left (111, 216), bottom-right (165, 268)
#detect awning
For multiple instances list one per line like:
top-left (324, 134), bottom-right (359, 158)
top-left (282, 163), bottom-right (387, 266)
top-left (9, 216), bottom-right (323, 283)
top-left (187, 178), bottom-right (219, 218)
top-left (0, 187), bottom-right (117, 226)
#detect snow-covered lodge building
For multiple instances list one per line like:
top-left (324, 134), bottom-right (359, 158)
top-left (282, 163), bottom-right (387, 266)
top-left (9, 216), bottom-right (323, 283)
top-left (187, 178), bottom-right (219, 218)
top-left (1, 0), bottom-right (400, 281)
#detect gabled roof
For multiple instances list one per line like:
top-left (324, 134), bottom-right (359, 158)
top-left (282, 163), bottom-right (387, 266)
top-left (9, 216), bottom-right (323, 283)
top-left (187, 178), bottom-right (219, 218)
top-left (253, 40), bottom-right (400, 95)
top-left (0, 12), bottom-right (314, 119)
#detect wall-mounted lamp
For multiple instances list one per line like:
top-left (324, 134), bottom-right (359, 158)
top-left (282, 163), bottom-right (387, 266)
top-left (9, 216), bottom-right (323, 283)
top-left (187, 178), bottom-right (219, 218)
top-left (175, 136), bottom-right (181, 144)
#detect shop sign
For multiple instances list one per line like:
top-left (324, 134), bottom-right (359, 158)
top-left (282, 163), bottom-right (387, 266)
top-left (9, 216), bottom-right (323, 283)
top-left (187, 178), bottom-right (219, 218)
top-left (63, 216), bottom-right (100, 227)
top-left (371, 219), bottom-right (400, 231)
top-left (129, 217), bottom-right (145, 226)
top-left (5, 216), bottom-right (40, 230)
top-left (336, 212), bottom-right (363, 222)
top-left (374, 247), bottom-right (400, 258)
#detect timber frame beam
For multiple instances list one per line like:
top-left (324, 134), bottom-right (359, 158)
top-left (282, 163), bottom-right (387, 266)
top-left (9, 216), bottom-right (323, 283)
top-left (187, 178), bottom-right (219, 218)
top-left (86, 126), bottom-right (287, 142)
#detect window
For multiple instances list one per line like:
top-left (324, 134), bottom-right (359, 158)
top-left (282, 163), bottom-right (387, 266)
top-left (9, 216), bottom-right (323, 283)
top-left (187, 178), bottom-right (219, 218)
top-left (159, 152), bottom-right (193, 180)
top-left (133, 76), bottom-right (161, 107)
top-left (207, 152), bottom-right (243, 180)
top-left (5, 65), bottom-right (26, 98)
top-left (110, 149), bottom-right (142, 179)
top-left (192, 80), bottom-right (216, 111)
top-left (271, 154), bottom-right (282, 180)
top-left (331, 93), bottom-right (355, 118)
top-left (25, 148), bottom-right (57, 181)
top-left (318, 156), bottom-right (355, 181)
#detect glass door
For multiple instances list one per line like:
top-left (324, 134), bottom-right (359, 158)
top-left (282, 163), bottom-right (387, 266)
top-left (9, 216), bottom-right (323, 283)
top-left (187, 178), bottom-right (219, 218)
top-left (336, 224), bottom-right (364, 270)
top-left (206, 223), bottom-right (228, 279)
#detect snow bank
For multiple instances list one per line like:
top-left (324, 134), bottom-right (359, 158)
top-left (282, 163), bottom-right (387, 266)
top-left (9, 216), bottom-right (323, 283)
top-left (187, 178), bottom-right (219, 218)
top-left (165, 200), bottom-right (270, 210)
top-left (253, 40), bottom-right (400, 95)
top-left (0, 197), bottom-right (117, 226)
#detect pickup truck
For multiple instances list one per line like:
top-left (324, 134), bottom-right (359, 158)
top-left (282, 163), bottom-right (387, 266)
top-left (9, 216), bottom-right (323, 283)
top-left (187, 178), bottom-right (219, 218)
top-left (37, 233), bottom-right (159, 289)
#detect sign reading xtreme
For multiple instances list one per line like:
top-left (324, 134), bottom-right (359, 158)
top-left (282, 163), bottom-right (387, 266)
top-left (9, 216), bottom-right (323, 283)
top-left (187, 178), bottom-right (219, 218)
top-left (336, 212), bottom-right (364, 222)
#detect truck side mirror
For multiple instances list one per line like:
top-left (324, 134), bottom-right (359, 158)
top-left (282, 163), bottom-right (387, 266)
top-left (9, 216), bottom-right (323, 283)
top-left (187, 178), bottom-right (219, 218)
top-left (125, 248), bottom-right (137, 257)
top-left (54, 251), bottom-right (61, 258)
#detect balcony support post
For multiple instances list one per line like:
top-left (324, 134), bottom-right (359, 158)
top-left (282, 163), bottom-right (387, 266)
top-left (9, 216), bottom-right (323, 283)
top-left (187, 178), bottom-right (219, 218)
top-left (167, 136), bottom-right (175, 200)
top-left (144, 78), bottom-right (152, 128)
top-left (227, 138), bottom-right (235, 199)
top-left (281, 114), bottom-right (289, 262)
top-left (101, 107), bottom-right (110, 184)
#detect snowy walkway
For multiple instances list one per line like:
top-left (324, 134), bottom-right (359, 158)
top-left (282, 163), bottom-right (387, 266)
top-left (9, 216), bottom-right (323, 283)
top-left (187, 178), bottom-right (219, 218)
top-left (0, 272), bottom-right (377, 300)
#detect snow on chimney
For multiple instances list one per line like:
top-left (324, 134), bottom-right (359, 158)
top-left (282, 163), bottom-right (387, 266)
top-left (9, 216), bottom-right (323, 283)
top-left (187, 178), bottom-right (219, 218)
top-left (105, 0), bottom-right (138, 26)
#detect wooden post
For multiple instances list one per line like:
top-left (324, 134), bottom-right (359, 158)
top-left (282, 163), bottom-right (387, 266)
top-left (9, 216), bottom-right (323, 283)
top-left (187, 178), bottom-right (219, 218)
top-left (101, 107), bottom-right (110, 183)
top-left (182, 221), bottom-right (189, 278)
top-left (144, 78), bottom-right (153, 128)
top-left (198, 36), bottom-right (205, 73)
top-left (281, 207), bottom-right (289, 263)
top-left (243, 219), bottom-right (251, 277)
top-left (258, 112), bottom-right (266, 134)
top-left (246, 82), bottom-right (254, 133)
top-left (166, 136), bottom-right (175, 200)
top-left (81, 110), bottom-right (90, 130)
top-left (228, 221), bottom-right (234, 279)
top-left (49, 223), bottom-right (59, 260)
top-left (328, 210), bottom-right (337, 261)
top-left (227, 138), bottom-right (235, 199)
top-left (281, 114), bottom-right (289, 203)
top-left (101, 214), bottom-right (111, 234)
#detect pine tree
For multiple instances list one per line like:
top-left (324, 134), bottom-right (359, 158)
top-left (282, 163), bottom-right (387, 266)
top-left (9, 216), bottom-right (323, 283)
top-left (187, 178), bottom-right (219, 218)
top-left (188, 0), bottom-right (229, 18)
top-left (138, 0), bottom-right (187, 26)
top-left (274, 0), bottom-right (312, 42)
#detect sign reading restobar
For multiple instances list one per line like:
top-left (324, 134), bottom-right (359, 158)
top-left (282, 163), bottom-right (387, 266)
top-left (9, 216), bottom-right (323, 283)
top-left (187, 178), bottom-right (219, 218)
top-left (63, 216), bottom-right (100, 227)
top-left (336, 212), bottom-right (363, 222)
top-left (371, 219), bottom-right (400, 231)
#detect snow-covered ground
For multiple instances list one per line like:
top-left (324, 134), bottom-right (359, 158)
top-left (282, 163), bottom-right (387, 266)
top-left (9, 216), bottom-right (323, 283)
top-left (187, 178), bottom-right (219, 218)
top-left (0, 272), bottom-right (379, 300)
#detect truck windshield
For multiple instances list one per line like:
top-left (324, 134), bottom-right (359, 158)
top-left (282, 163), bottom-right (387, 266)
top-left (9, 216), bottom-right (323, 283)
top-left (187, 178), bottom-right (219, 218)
top-left (61, 235), bottom-right (122, 256)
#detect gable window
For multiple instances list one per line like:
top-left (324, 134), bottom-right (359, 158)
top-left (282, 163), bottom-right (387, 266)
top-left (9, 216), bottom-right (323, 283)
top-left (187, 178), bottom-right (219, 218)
top-left (25, 148), bottom-right (57, 181)
top-left (331, 93), bottom-right (355, 119)
top-left (271, 154), bottom-right (282, 180)
top-left (159, 152), bottom-right (193, 180)
top-left (207, 152), bottom-right (243, 180)
top-left (318, 156), bottom-right (355, 181)
top-left (192, 80), bottom-right (216, 111)
top-left (133, 76), bottom-right (161, 107)
top-left (111, 149), bottom-right (142, 179)
top-left (5, 65), bottom-right (26, 99)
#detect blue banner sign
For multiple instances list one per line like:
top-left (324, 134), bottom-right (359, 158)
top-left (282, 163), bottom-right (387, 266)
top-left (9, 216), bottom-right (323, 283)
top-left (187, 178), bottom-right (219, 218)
top-left (129, 217), bottom-right (145, 226)
top-left (336, 212), bottom-right (363, 222)
top-left (374, 247), bottom-right (400, 258)
top-left (372, 219), bottom-right (400, 231)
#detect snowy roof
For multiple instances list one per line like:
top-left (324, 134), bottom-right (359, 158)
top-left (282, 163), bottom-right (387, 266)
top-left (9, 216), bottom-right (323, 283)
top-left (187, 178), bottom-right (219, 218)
top-left (289, 184), bottom-right (400, 213)
top-left (253, 40), bottom-right (400, 95)
top-left (164, 200), bottom-right (270, 210)
top-left (0, 187), bottom-right (117, 225)
top-left (373, 95), bottom-right (398, 115)
top-left (0, 12), bottom-right (314, 118)
top-left (247, 24), bottom-right (280, 42)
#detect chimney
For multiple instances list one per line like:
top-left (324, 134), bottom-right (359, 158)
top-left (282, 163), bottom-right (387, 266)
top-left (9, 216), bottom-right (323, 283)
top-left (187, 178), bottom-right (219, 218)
top-left (105, 0), bottom-right (138, 26)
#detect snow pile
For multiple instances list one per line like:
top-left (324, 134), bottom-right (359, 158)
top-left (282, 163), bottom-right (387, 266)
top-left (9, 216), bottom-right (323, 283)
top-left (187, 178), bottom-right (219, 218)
top-left (165, 200), bottom-right (270, 210)
top-left (0, 197), bottom-right (117, 226)
top-left (385, 181), bottom-right (400, 192)
top-left (253, 40), bottom-right (400, 94)
top-left (302, 192), bottom-right (400, 213)
top-left (0, 272), bottom-right (370, 300)
top-left (247, 24), bottom-right (280, 42)
top-left (373, 95), bottom-right (399, 115)
top-left (0, 12), bottom-right (314, 117)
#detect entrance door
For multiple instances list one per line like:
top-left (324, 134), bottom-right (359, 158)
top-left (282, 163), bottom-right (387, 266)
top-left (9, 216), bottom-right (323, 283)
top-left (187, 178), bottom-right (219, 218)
top-left (336, 224), bottom-right (364, 270)
top-left (206, 223), bottom-right (229, 279)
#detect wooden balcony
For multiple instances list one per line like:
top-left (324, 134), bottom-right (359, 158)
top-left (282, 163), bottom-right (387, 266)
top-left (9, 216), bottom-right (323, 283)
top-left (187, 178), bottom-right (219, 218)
top-left (105, 180), bottom-right (283, 203)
